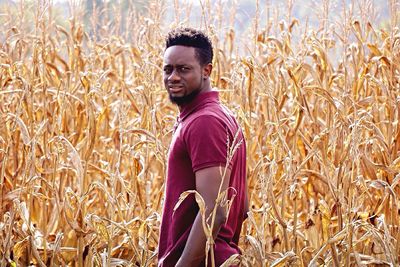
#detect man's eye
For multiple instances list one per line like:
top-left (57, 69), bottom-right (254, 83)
top-left (164, 67), bottom-right (172, 74)
top-left (180, 67), bottom-right (189, 72)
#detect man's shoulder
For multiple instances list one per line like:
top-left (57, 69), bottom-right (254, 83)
top-left (191, 100), bottom-right (233, 119)
top-left (183, 104), bottom-right (239, 137)
top-left (184, 104), bottom-right (226, 126)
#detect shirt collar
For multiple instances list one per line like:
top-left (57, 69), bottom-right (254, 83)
top-left (179, 90), bottom-right (219, 121)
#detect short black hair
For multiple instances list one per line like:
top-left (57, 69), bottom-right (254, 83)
top-left (165, 27), bottom-right (213, 66)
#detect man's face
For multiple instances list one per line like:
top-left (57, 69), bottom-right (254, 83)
top-left (163, 45), bottom-right (208, 106)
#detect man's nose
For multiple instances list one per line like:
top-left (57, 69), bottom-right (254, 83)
top-left (168, 69), bottom-right (181, 82)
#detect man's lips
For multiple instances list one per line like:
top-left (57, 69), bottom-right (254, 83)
top-left (168, 85), bottom-right (184, 94)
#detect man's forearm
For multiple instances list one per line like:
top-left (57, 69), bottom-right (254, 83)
top-left (176, 209), bottom-right (225, 266)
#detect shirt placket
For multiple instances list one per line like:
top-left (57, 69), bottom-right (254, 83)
top-left (173, 116), bottom-right (181, 133)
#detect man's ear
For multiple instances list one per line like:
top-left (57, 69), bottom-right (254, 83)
top-left (203, 63), bottom-right (212, 79)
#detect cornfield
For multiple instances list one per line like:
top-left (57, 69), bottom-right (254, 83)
top-left (0, 0), bottom-right (399, 266)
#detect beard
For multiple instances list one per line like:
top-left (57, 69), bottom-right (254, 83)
top-left (169, 88), bottom-right (201, 106)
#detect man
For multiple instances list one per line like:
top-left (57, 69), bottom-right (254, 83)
top-left (158, 27), bottom-right (248, 267)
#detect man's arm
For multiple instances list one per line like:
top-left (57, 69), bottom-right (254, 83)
top-left (176, 166), bottom-right (231, 266)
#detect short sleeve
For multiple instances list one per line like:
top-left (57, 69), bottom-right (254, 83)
top-left (184, 115), bottom-right (231, 172)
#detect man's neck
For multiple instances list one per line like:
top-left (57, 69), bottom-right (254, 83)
top-left (177, 85), bottom-right (213, 110)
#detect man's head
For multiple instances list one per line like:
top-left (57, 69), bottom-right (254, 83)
top-left (163, 28), bottom-right (213, 106)
top-left (165, 27), bottom-right (213, 66)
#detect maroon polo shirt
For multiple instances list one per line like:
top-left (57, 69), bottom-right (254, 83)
top-left (158, 90), bottom-right (247, 266)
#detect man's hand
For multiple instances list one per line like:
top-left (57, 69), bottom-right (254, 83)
top-left (176, 165), bottom-right (231, 266)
